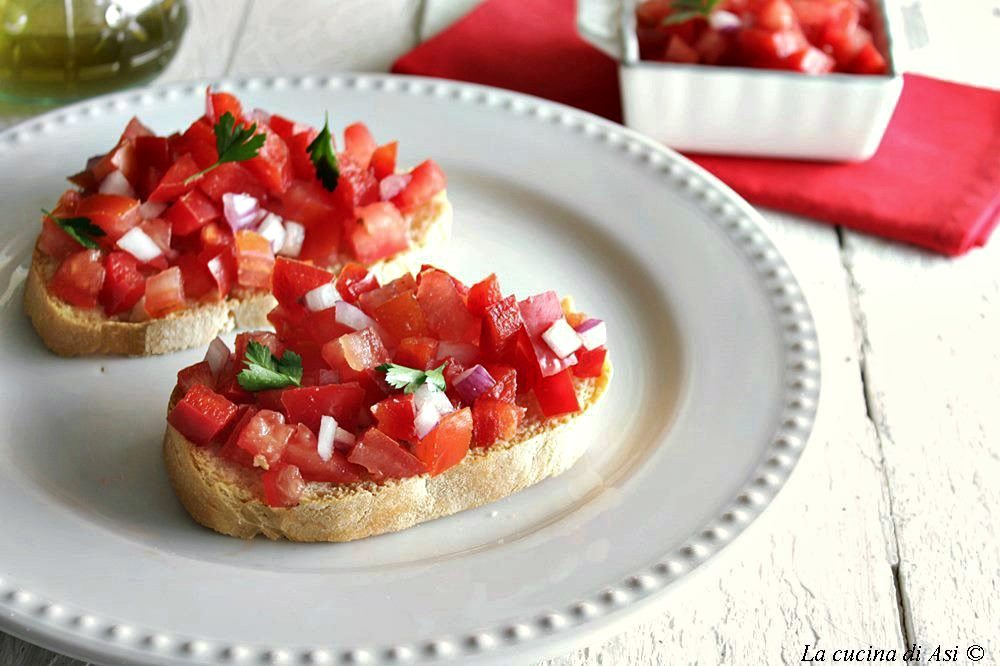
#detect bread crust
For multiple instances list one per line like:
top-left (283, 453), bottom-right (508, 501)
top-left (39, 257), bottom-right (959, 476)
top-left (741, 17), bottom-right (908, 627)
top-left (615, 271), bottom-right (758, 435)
top-left (163, 361), bottom-right (612, 542)
top-left (23, 192), bottom-right (452, 356)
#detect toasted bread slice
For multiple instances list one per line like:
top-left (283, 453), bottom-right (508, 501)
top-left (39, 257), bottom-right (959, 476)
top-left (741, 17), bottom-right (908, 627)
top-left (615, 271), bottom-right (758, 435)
top-left (23, 192), bottom-right (452, 357)
top-left (163, 360), bottom-right (611, 542)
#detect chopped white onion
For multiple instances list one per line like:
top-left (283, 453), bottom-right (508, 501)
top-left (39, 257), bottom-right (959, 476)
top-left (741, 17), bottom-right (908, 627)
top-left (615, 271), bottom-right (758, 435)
top-left (304, 283), bottom-right (338, 312)
top-left (379, 173), bottom-right (412, 201)
top-left (116, 227), bottom-right (163, 263)
top-left (414, 402), bottom-right (441, 440)
top-left (542, 318), bottom-right (583, 359)
top-left (435, 341), bottom-right (480, 366)
top-left (222, 192), bottom-right (264, 231)
top-left (256, 213), bottom-right (286, 253)
top-left (575, 318), bottom-right (607, 350)
top-left (317, 415), bottom-right (337, 462)
top-left (709, 9), bottom-right (742, 31)
top-left (335, 300), bottom-right (378, 331)
top-left (414, 382), bottom-right (454, 416)
top-left (98, 170), bottom-right (135, 198)
top-left (139, 200), bottom-right (167, 220)
top-left (334, 427), bottom-right (356, 446)
top-left (279, 220), bottom-right (305, 257)
top-left (204, 336), bottom-right (231, 378)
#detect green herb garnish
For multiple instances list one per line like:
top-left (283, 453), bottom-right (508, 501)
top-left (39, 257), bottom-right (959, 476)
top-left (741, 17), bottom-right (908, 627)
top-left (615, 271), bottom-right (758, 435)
top-left (184, 111), bottom-right (267, 184)
top-left (237, 341), bottom-right (303, 391)
top-left (376, 362), bottom-right (447, 394)
top-left (42, 209), bottom-right (105, 249)
top-left (307, 114), bottom-right (340, 191)
top-left (662, 0), bottom-right (723, 25)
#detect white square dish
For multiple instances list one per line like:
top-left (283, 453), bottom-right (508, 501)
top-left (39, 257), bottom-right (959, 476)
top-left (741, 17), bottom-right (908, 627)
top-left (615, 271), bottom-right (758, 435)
top-left (578, 0), bottom-right (904, 161)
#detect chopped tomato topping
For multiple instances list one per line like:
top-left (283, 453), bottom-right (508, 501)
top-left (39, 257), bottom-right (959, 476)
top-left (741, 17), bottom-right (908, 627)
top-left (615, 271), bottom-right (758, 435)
top-left (176, 360), bottom-right (215, 394)
top-left (394, 336), bottom-right (439, 370)
top-left (573, 347), bottom-right (607, 378)
top-left (371, 394), bottom-right (417, 442)
top-left (234, 230), bottom-right (275, 290)
top-left (347, 428), bottom-right (426, 480)
top-left (165, 189), bottom-right (221, 236)
top-left (335, 262), bottom-right (379, 304)
top-left (271, 257), bottom-right (334, 312)
top-left (280, 382), bottom-right (365, 432)
top-left (411, 408), bottom-right (473, 476)
top-left (467, 273), bottom-right (502, 317)
top-left (99, 251), bottom-right (145, 315)
top-left (76, 194), bottom-right (141, 242)
top-left (261, 463), bottom-right (305, 508)
top-left (168, 384), bottom-right (238, 446)
top-left (282, 423), bottom-right (363, 483)
top-left (391, 160), bottom-right (446, 213)
top-left (370, 141), bottom-right (398, 180)
top-left (472, 398), bottom-right (525, 447)
top-left (533, 369), bottom-right (580, 417)
top-left (49, 249), bottom-right (105, 308)
top-left (416, 269), bottom-right (481, 344)
top-left (343, 122), bottom-right (377, 169)
top-left (236, 409), bottom-right (293, 468)
top-left (348, 201), bottom-right (409, 264)
top-left (148, 154), bottom-right (200, 202)
top-left (323, 328), bottom-right (390, 372)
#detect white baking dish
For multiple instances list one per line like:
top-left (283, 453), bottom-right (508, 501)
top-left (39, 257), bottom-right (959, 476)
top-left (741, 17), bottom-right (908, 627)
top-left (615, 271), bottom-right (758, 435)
top-left (578, 0), bottom-right (904, 161)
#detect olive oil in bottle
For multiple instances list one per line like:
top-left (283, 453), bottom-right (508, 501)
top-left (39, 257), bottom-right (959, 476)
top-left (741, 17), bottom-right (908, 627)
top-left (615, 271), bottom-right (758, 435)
top-left (0, 0), bottom-right (188, 105)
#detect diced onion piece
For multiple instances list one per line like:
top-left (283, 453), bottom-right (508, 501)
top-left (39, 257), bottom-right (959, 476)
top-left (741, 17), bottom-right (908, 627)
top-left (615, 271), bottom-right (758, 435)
top-left (204, 336), bottom-right (231, 378)
top-left (256, 213), bottom-right (286, 253)
top-left (335, 300), bottom-right (378, 331)
top-left (542, 318), bottom-right (583, 359)
top-left (317, 415), bottom-right (337, 462)
top-left (334, 427), bottom-right (356, 446)
top-left (574, 318), bottom-right (607, 351)
top-left (414, 383), bottom-right (454, 416)
top-left (222, 192), bottom-right (264, 231)
top-left (454, 364), bottom-right (496, 404)
top-left (279, 220), bottom-right (305, 257)
top-left (304, 283), bottom-right (337, 312)
top-left (414, 402), bottom-right (441, 440)
top-left (116, 227), bottom-right (163, 263)
top-left (435, 341), bottom-right (480, 366)
top-left (139, 200), bottom-right (168, 220)
top-left (379, 173), bottom-right (412, 201)
top-left (709, 9), bottom-right (742, 31)
top-left (98, 170), bottom-right (135, 198)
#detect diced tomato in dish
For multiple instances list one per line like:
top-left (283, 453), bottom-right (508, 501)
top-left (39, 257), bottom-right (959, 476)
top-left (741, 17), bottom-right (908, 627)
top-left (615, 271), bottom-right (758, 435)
top-left (49, 249), bottom-right (105, 308)
top-left (371, 394), bottom-right (417, 442)
top-left (283, 424), bottom-right (363, 483)
top-left (168, 385), bottom-right (238, 446)
top-left (145, 266), bottom-right (186, 318)
top-left (348, 428), bottom-right (426, 480)
top-left (177, 360), bottom-right (215, 394)
top-left (99, 251), bottom-right (145, 315)
top-left (416, 269), bottom-right (481, 344)
top-left (412, 408), bottom-right (473, 476)
top-left (391, 160), bottom-right (446, 213)
top-left (472, 398), bottom-right (525, 447)
top-left (280, 383), bottom-right (365, 432)
top-left (261, 463), bottom-right (305, 508)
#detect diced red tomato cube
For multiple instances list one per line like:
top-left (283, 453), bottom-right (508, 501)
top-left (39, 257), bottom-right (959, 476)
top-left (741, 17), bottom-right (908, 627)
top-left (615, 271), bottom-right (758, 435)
top-left (261, 463), bottom-right (305, 508)
top-left (416, 269), bottom-right (481, 344)
top-left (357, 273), bottom-right (416, 314)
top-left (280, 382), bottom-right (365, 432)
top-left (38, 216), bottom-right (82, 261)
top-left (165, 189), bottom-right (221, 236)
top-left (850, 42), bottom-right (887, 75)
top-left (371, 394), bottom-right (417, 442)
top-left (216, 404), bottom-right (255, 450)
top-left (148, 154), bottom-right (201, 202)
top-left (391, 159), bottom-right (446, 213)
top-left (99, 251), bottom-right (145, 315)
top-left (754, 0), bottom-right (797, 31)
top-left (533, 369), bottom-right (580, 417)
top-left (268, 114), bottom-right (312, 141)
top-left (236, 409), bottom-right (293, 468)
top-left (348, 201), bottom-right (409, 264)
top-left (343, 122), bottom-right (377, 169)
top-left (281, 423), bottom-right (363, 483)
top-left (205, 90), bottom-right (243, 124)
top-left (370, 141), bottom-right (398, 180)
top-left (234, 230), bottom-right (275, 290)
top-left (335, 262), bottom-right (380, 304)
top-left (174, 253), bottom-right (217, 300)
top-left (323, 328), bottom-right (390, 372)
top-left (337, 161), bottom-right (380, 210)
top-left (133, 135), bottom-right (172, 172)
top-left (201, 246), bottom-right (236, 299)
top-left (284, 131), bottom-right (319, 181)
top-left (573, 346), bottom-right (608, 378)
top-left (472, 398), bottom-right (525, 447)
top-left (196, 162), bottom-right (266, 202)
top-left (665, 36), bottom-right (700, 63)
top-left (347, 428), bottom-right (426, 481)
top-left (75, 194), bottom-right (141, 242)
top-left (234, 331), bottom-right (285, 362)
top-left (784, 46), bottom-right (835, 74)
top-left (176, 360), bottom-right (215, 394)
top-left (49, 249), bottom-right (105, 308)
top-left (482, 363), bottom-right (517, 403)
top-left (519, 291), bottom-right (577, 377)
top-left (144, 266), bottom-right (186, 318)
top-left (167, 384), bottom-right (238, 446)
top-left (467, 274), bottom-right (503, 318)
top-left (394, 337), bottom-right (439, 370)
top-left (412, 407), bottom-right (472, 476)
top-left (175, 120), bottom-right (218, 169)
top-left (271, 257), bottom-right (334, 311)
top-left (245, 127), bottom-right (292, 195)
top-left (738, 27), bottom-right (806, 63)
top-left (370, 289), bottom-right (429, 342)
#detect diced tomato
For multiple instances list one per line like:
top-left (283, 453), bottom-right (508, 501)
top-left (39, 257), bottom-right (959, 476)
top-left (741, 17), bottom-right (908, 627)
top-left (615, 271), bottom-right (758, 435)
top-left (172, 253), bottom-right (213, 300)
top-left (75, 194), bottom-right (141, 242)
top-left (201, 246), bottom-right (236, 299)
top-left (343, 122), bottom-right (377, 169)
top-left (371, 394), bottom-right (417, 442)
top-left (519, 291), bottom-right (577, 377)
top-left (261, 463), bottom-right (305, 508)
top-left (144, 266), bottom-right (185, 318)
top-left (245, 129), bottom-right (291, 195)
top-left (573, 346), bottom-right (608, 378)
top-left (481, 296), bottom-right (522, 357)
top-left (472, 398), bottom-right (525, 447)
top-left (347, 428), bottom-right (426, 480)
top-left (665, 36), bottom-right (700, 63)
top-left (174, 120), bottom-right (218, 169)
top-left (416, 269), bottom-right (481, 344)
top-left (216, 403), bottom-right (254, 448)
top-left (370, 289), bottom-right (429, 342)
top-left (99, 251), bottom-right (145, 315)
top-left (280, 382), bottom-right (365, 432)
top-left (275, 179), bottom-right (339, 227)
top-left (850, 41), bottom-right (887, 75)
top-left (196, 162), bottom-right (266, 202)
top-left (754, 0), bottom-right (797, 31)
top-left (134, 135), bottom-right (173, 172)
top-left (283, 131), bottom-right (318, 181)
top-left (533, 369), bottom-right (580, 417)
top-left (167, 384), bottom-right (238, 446)
top-left (38, 216), bottom-right (83, 261)
top-left (394, 337), bottom-right (439, 369)
top-left (271, 257), bottom-right (333, 311)
top-left (234, 330), bottom-right (285, 362)
top-left (357, 273), bottom-right (416, 315)
top-left (323, 328), bottom-right (390, 372)
top-left (482, 363), bottom-right (517, 403)
top-left (49, 249), bottom-right (105, 308)
top-left (348, 201), bottom-right (409, 264)
top-left (254, 388), bottom-right (286, 413)
top-left (268, 114), bottom-right (312, 141)
top-left (335, 263), bottom-right (379, 304)
top-left (281, 423), bottom-right (363, 483)
top-left (512, 331), bottom-right (542, 392)
top-left (148, 154), bottom-right (201, 202)
top-left (234, 230), bottom-right (275, 290)
top-left (165, 189), bottom-right (221, 236)
top-left (738, 27), bottom-right (807, 63)
top-left (467, 274), bottom-right (502, 317)
top-left (337, 161), bottom-right (381, 210)
top-left (236, 408), bottom-right (293, 468)
top-left (784, 46), bottom-right (835, 74)
top-left (370, 141), bottom-right (398, 180)
top-left (177, 360), bottom-right (215, 394)
top-left (412, 407), bottom-right (472, 476)
top-left (205, 90), bottom-right (243, 124)
top-left (199, 221), bottom-right (230, 251)
top-left (391, 159), bottom-right (446, 213)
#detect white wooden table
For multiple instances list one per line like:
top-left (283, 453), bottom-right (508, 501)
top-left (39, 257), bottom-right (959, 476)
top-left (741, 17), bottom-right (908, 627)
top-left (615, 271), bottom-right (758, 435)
top-left (3, 1), bottom-right (998, 664)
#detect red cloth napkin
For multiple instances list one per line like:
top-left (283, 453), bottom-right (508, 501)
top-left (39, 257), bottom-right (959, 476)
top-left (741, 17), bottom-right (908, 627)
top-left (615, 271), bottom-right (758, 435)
top-left (393, 0), bottom-right (1000, 256)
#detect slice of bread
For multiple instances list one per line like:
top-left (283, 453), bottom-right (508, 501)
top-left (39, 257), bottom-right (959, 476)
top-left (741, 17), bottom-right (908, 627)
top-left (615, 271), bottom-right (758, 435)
top-left (162, 360), bottom-right (612, 542)
top-left (23, 192), bottom-right (452, 357)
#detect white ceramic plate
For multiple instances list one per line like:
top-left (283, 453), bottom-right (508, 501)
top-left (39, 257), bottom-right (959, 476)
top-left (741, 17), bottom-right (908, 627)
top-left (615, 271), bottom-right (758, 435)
top-left (0, 75), bottom-right (818, 666)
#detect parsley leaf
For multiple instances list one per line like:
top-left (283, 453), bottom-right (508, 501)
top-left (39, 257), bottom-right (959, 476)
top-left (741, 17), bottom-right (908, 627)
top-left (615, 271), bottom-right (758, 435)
top-left (184, 111), bottom-right (267, 184)
top-left (307, 114), bottom-right (340, 191)
top-left (662, 0), bottom-right (722, 24)
top-left (237, 341), bottom-right (303, 391)
top-left (376, 362), bottom-right (447, 394)
top-left (42, 209), bottom-right (105, 249)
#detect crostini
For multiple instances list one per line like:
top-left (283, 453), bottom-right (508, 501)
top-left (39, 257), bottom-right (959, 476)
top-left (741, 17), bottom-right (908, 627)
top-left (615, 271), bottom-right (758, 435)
top-left (163, 258), bottom-right (611, 542)
top-left (24, 89), bottom-right (452, 356)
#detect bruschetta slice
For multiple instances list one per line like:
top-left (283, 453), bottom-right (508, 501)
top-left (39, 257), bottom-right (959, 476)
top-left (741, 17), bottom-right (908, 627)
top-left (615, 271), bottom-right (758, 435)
top-left (162, 259), bottom-right (611, 541)
top-left (24, 89), bottom-right (452, 356)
